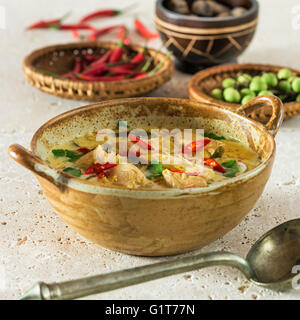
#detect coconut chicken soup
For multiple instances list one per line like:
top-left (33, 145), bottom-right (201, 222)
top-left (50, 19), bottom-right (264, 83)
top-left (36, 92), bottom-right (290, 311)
top-left (47, 121), bottom-right (261, 189)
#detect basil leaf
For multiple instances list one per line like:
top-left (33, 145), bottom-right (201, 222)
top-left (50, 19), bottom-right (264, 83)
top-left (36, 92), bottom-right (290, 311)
top-left (204, 133), bottom-right (226, 140)
top-left (146, 162), bottom-right (163, 179)
top-left (52, 149), bottom-right (67, 157)
top-left (52, 149), bottom-right (82, 162)
top-left (65, 150), bottom-right (82, 161)
top-left (222, 160), bottom-right (238, 178)
top-left (62, 167), bottom-right (82, 177)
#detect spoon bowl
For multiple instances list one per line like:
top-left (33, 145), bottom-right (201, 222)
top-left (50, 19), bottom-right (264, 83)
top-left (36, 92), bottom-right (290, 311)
top-left (247, 218), bottom-right (300, 290)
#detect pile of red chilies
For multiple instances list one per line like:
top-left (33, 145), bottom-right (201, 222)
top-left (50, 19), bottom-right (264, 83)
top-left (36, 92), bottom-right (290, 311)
top-left (26, 7), bottom-right (159, 42)
top-left (57, 39), bottom-right (166, 82)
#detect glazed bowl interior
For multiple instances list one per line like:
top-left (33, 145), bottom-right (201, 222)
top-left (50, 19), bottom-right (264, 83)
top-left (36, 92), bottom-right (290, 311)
top-left (31, 98), bottom-right (274, 193)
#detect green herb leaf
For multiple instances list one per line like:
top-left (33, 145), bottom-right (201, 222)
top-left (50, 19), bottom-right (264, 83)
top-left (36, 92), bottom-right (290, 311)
top-left (62, 167), bottom-right (82, 177)
top-left (204, 133), bottom-right (226, 140)
top-left (146, 162), bottom-right (163, 179)
top-left (52, 149), bottom-right (82, 162)
top-left (222, 160), bottom-right (238, 178)
top-left (52, 149), bottom-right (67, 157)
top-left (65, 150), bottom-right (82, 161)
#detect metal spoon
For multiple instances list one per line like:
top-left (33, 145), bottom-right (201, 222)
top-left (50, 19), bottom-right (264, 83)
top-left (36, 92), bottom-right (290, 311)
top-left (21, 219), bottom-right (300, 300)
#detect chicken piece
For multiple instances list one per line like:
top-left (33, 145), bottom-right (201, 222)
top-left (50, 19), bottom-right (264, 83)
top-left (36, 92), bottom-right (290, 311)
top-left (205, 139), bottom-right (225, 157)
top-left (162, 169), bottom-right (208, 188)
top-left (109, 164), bottom-right (153, 188)
top-left (75, 149), bottom-right (97, 170)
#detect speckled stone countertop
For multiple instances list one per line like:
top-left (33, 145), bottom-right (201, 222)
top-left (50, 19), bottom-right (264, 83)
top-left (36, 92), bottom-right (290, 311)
top-left (0, 0), bottom-right (299, 300)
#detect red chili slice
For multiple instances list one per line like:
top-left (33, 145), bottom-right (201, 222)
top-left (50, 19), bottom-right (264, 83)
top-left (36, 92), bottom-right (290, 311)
top-left (183, 138), bottom-right (210, 154)
top-left (83, 163), bottom-right (117, 175)
top-left (128, 134), bottom-right (154, 150)
top-left (203, 158), bottom-right (226, 173)
top-left (77, 148), bottom-right (90, 153)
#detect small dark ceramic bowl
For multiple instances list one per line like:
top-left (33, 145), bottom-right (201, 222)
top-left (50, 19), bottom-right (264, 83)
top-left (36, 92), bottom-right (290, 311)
top-left (155, 0), bottom-right (259, 73)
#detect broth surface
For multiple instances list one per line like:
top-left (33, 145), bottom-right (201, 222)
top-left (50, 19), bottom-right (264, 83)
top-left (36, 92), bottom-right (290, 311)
top-left (47, 124), bottom-right (261, 189)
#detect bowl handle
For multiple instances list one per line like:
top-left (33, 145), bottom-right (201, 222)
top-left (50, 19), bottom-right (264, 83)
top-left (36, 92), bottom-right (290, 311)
top-left (237, 95), bottom-right (284, 137)
top-left (8, 144), bottom-right (60, 186)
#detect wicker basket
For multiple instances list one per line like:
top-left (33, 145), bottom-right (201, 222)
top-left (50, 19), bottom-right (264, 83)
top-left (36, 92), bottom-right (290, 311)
top-left (23, 42), bottom-right (174, 101)
top-left (188, 63), bottom-right (300, 122)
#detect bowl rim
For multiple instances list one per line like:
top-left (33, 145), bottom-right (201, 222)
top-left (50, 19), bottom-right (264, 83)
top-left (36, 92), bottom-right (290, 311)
top-left (156, 0), bottom-right (259, 25)
top-left (30, 97), bottom-right (275, 198)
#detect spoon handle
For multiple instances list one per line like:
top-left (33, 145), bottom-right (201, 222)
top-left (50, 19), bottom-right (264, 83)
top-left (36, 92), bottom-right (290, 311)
top-left (21, 251), bottom-right (253, 300)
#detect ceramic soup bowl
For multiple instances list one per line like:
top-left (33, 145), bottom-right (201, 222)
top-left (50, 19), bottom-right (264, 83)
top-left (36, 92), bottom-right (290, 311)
top-left (9, 96), bottom-right (283, 256)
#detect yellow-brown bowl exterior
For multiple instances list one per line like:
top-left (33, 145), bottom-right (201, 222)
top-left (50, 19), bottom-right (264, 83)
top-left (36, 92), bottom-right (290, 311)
top-left (12, 98), bottom-right (277, 256)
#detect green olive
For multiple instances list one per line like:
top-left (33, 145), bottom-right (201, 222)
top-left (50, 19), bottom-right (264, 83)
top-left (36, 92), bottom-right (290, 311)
top-left (237, 74), bottom-right (251, 86)
top-left (291, 77), bottom-right (300, 93)
top-left (278, 80), bottom-right (291, 92)
top-left (258, 90), bottom-right (273, 96)
top-left (223, 87), bottom-right (241, 103)
top-left (222, 78), bottom-right (236, 89)
top-left (249, 77), bottom-right (268, 92)
top-left (240, 88), bottom-right (256, 98)
top-left (296, 94), bottom-right (300, 102)
top-left (241, 95), bottom-right (254, 105)
top-left (277, 68), bottom-right (293, 80)
top-left (261, 73), bottom-right (278, 87)
top-left (210, 88), bottom-right (223, 100)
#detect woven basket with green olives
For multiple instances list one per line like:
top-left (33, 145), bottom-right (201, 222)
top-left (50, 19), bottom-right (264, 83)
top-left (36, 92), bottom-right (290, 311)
top-left (210, 68), bottom-right (300, 105)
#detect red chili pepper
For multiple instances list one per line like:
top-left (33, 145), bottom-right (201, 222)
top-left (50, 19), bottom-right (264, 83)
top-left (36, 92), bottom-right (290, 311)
top-left (183, 138), bottom-right (210, 154)
top-left (204, 158), bottom-right (226, 173)
top-left (169, 169), bottom-right (200, 176)
top-left (71, 29), bottom-right (81, 39)
top-left (77, 148), bottom-right (90, 153)
top-left (118, 26), bottom-right (131, 45)
top-left (134, 18), bottom-right (159, 39)
top-left (26, 12), bottom-right (70, 30)
top-left (91, 50), bottom-right (113, 67)
top-left (72, 58), bottom-right (82, 73)
top-left (128, 134), bottom-right (154, 150)
top-left (89, 25), bottom-right (124, 41)
top-left (27, 19), bottom-right (61, 30)
top-left (82, 64), bottom-right (108, 76)
top-left (79, 4), bottom-right (134, 24)
top-left (83, 163), bottom-right (117, 175)
top-left (76, 74), bottom-right (125, 82)
top-left (79, 9), bottom-right (122, 24)
top-left (132, 72), bottom-right (147, 79)
top-left (108, 66), bottom-right (133, 76)
top-left (59, 24), bottom-right (96, 31)
top-left (130, 52), bottom-right (145, 64)
top-left (109, 47), bottom-right (124, 63)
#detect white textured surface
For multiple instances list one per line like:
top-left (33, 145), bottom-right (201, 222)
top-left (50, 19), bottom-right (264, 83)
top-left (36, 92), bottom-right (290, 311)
top-left (0, 0), bottom-right (300, 300)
